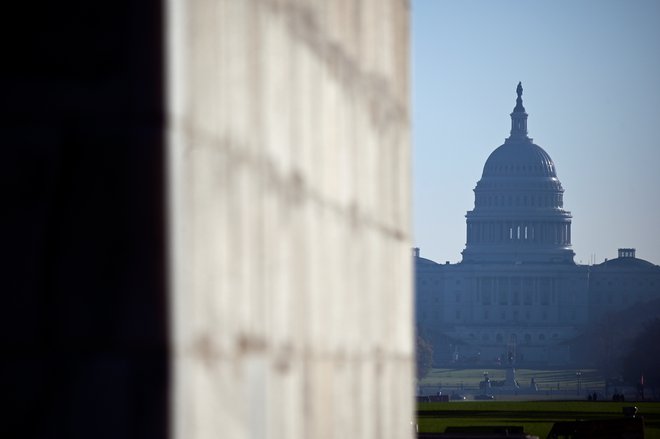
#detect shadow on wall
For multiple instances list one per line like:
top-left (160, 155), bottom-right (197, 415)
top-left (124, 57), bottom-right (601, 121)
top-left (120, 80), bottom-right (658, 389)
top-left (3, 2), bottom-right (168, 438)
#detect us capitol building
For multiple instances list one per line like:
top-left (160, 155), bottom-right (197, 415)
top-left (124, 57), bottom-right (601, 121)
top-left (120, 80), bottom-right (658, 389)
top-left (415, 83), bottom-right (660, 366)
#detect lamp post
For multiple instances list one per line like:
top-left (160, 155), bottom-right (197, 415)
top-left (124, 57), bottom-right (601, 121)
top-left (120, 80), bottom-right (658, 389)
top-left (576, 371), bottom-right (582, 396)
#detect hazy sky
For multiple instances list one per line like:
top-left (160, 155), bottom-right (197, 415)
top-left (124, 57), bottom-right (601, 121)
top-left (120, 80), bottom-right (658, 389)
top-left (412, 0), bottom-right (660, 266)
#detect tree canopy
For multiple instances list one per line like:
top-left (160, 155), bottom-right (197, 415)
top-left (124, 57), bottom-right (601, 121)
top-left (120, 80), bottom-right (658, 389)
top-left (621, 317), bottom-right (660, 388)
top-left (416, 333), bottom-right (434, 379)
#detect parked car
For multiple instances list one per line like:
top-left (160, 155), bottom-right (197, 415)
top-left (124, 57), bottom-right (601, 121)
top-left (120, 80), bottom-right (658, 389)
top-left (473, 394), bottom-right (495, 400)
top-left (450, 392), bottom-right (467, 400)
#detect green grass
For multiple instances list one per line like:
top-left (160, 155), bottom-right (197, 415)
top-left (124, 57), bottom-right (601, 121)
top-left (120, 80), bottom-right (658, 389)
top-left (417, 401), bottom-right (660, 439)
top-left (420, 368), bottom-right (605, 391)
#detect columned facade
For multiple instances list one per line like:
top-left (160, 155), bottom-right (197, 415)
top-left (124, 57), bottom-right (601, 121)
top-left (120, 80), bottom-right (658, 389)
top-left (416, 85), bottom-right (660, 367)
top-left (417, 84), bottom-right (587, 366)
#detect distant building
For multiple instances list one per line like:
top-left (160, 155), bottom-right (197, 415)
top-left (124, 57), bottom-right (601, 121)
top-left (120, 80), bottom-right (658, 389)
top-left (588, 248), bottom-right (660, 321)
top-left (415, 84), bottom-right (660, 366)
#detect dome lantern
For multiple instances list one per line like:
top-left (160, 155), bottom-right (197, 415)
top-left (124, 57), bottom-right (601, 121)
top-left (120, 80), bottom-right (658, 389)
top-left (509, 82), bottom-right (529, 140)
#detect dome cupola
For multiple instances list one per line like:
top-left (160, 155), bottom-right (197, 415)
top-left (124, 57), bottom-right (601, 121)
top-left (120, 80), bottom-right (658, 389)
top-left (461, 83), bottom-right (575, 264)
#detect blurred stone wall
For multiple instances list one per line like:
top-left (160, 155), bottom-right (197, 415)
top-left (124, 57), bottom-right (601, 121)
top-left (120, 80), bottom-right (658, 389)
top-left (166, 1), bottom-right (413, 438)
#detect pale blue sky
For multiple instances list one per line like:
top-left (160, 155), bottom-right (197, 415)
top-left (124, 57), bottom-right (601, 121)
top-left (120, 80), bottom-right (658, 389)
top-left (412, 0), bottom-right (660, 265)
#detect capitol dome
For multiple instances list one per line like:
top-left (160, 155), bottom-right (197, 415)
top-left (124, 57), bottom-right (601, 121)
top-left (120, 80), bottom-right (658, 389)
top-left (461, 83), bottom-right (575, 264)
top-left (482, 142), bottom-right (556, 179)
top-left (480, 82), bottom-right (557, 180)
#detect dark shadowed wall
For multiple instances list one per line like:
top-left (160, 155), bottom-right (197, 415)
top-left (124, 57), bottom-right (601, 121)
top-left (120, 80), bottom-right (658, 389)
top-left (3, 2), bottom-right (168, 437)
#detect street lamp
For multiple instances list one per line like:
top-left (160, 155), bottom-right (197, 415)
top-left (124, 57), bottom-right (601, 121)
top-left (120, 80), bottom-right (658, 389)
top-left (576, 371), bottom-right (582, 396)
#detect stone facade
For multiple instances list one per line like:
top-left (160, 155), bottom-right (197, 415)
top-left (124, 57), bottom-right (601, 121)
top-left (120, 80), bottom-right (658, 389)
top-left (167, 2), bottom-right (413, 439)
top-left (416, 85), bottom-right (660, 367)
top-left (588, 249), bottom-right (660, 321)
top-left (416, 253), bottom-right (590, 365)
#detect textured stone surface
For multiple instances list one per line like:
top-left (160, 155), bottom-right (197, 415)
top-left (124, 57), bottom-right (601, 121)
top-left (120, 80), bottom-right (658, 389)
top-left (167, 1), bottom-right (413, 438)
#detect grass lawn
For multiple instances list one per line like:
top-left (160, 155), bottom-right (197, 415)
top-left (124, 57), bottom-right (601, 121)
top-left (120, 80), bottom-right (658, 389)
top-left (417, 401), bottom-right (660, 439)
top-left (420, 368), bottom-right (606, 392)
